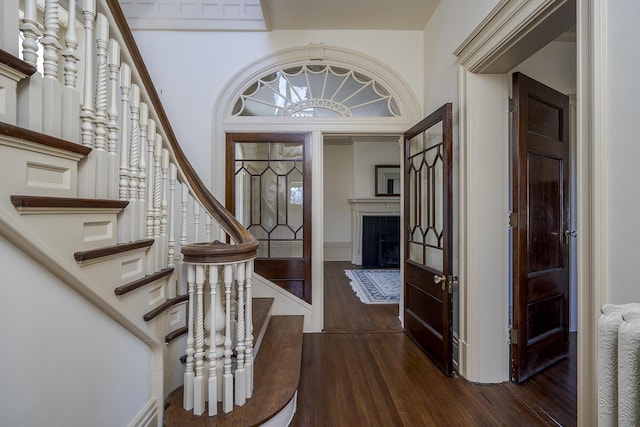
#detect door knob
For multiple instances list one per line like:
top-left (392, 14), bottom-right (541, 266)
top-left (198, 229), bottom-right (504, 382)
top-left (434, 274), bottom-right (446, 284)
top-left (564, 230), bottom-right (577, 238)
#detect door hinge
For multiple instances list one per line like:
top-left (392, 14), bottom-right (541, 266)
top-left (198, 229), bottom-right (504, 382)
top-left (508, 211), bottom-right (518, 228)
top-left (447, 276), bottom-right (458, 294)
top-left (508, 97), bottom-right (516, 112)
top-left (509, 328), bottom-right (518, 345)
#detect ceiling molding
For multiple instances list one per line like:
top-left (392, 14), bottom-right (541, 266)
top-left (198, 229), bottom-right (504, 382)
top-left (118, 0), bottom-right (267, 31)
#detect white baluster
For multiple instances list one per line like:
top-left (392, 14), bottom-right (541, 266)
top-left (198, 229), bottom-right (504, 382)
top-left (193, 264), bottom-right (206, 416)
top-left (106, 39), bottom-right (120, 198)
top-left (206, 264), bottom-right (219, 416)
top-left (153, 134), bottom-right (162, 270)
top-left (41, 0), bottom-right (62, 136)
top-left (17, 0), bottom-right (43, 132)
top-left (78, 0), bottom-right (96, 196)
top-left (183, 264), bottom-right (195, 411)
top-left (205, 216), bottom-right (212, 242)
top-left (42, 0), bottom-right (61, 80)
top-left (181, 184), bottom-right (189, 249)
top-left (244, 259), bottom-right (254, 397)
top-left (129, 84), bottom-right (141, 241)
top-left (61, 0), bottom-right (80, 142)
top-left (235, 262), bottom-right (246, 406)
top-left (222, 264), bottom-right (233, 413)
top-left (168, 164), bottom-right (177, 270)
top-left (193, 202), bottom-right (201, 244)
top-left (138, 103), bottom-right (148, 240)
top-left (177, 183), bottom-right (189, 296)
top-left (20, 0), bottom-right (41, 67)
top-left (146, 119), bottom-right (156, 239)
top-left (93, 13), bottom-right (108, 198)
top-left (62, 0), bottom-right (79, 89)
top-left (144, 120), bottom-right (156, 275)
top-left (117, 63), bottom-right (131, 242)
top-left (160, 149), bottom-right (169, 269)
top-left (166, 163), bottom-right (177, 300)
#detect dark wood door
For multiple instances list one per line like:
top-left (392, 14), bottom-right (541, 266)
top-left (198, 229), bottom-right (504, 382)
top-left (226, 133), bottom-right (312, 303)
top-left (403, 103), bottom-right (454, 376)
top-left (511, 72), bottom-right (570, 382)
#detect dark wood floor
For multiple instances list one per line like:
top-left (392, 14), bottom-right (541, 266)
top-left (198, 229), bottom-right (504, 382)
top-left (291, 261), bottom-right (577, 426)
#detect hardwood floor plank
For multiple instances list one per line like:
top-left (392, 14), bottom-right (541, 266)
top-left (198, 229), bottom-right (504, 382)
top-left (292, 261), bottom-right (578, 426)
top-left (324, 261), bottom-right (401, 332)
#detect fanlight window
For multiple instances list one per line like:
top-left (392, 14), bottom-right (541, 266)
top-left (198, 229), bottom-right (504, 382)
top-left (232, 65), bottom-right (400, 118)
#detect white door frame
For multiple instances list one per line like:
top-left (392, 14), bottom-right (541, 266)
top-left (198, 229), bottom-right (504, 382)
top-left (454, 0), bottom-right (604, 424)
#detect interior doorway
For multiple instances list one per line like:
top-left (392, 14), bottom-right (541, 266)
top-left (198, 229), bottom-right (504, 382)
top-left (322, 134), bottom-right (403, 332)
top-left (506, 29), bottom-right (577, 424)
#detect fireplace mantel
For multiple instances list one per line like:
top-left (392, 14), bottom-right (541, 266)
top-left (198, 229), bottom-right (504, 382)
top-left (347, 198), bottom-right (400, 265)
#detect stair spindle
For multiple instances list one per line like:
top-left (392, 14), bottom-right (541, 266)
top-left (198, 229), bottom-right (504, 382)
top-left (183, 264), bottom-right (195, 411)
top-left (193, 264), bottom-right (206, 415)
top-left (245, 259), bottom-right (254, 397)
top-left (128, 84), bottom-right (141, 241)
top-left (222, 264), bottom-right (233, 413)
top-left (193, 202), bottom-right (200, 244)
top-left (20, 0), bottom-right (41, 67)
top-left (207, 264), bottom-right (219, 416)
top-left (153, 133), bottom-right (162, 269)
top-left (62, 0), bottom-right (79, 89)
top-left (168, 163), bottom-right (177, 269)
top-left (138, 102), bottom-right (148, 240)
top-left (117, 62), bottom-right (131, 241)
top-left (106, 39), bottom-right (120, 198)
top-left (78, 0), bottom-right (96, 196)
top-left (235, 262), bottom-right (247, 406)
top-left (160, 148), bottom-right (169, 269)
top-left (93, 13), bottom-right (109, 198)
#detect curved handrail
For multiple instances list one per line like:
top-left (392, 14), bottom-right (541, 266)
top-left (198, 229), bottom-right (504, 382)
top-left (105, 0), bottom-right (257, 256)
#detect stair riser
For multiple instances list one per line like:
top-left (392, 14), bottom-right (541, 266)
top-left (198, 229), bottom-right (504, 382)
top-left (15, 212), bottom-right (120, 254)
top-left (0, 138), bottom-right (82, 200)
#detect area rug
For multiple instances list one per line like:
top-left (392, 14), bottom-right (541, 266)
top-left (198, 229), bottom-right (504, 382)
top-left (344, 269), bottom-right (400, 304)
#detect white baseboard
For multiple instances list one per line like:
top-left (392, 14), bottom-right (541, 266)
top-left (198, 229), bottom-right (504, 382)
top-left (128, 397), bottom-right (158, 427)
top-left (324, 241), bottom-right (352, 261)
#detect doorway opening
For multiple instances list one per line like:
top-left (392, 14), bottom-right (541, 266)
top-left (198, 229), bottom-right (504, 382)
top-left (506, 27), bottom-right (577, 425)
top-left (322, 134), bottom-right (402, 332)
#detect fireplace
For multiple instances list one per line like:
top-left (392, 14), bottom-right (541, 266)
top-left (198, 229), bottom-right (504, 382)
top-left (347, 198), bottom-right (400, 266)
top-left (362, 216), bottom-right (400, 268)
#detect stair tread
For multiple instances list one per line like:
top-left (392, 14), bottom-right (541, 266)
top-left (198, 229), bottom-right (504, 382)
top-left (1, 121), bottom-right (90, 155)
top-left (0, 49), bottom-right (37, 76)
top-left (74, 239), bottom-right (153, 262)
top-left (164, 314), bottom-right (304, 426)
top-left (115, 268), bottom-right (174, 296)
top-left (11, 195), bottom-right (127, 210)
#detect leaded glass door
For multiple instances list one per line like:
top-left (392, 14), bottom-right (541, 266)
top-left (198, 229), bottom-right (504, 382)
top-left (226, 133), bottom-right (312, 303)
top-left (403, 103), bottom-right (454, 376)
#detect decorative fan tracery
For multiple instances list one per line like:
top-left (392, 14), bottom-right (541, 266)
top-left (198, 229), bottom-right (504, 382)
top-left (232, 64), bottom-right (400, 118)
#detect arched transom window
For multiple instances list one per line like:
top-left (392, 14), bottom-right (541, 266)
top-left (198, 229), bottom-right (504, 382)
top-left (232, 64), bottom-right (401, 118)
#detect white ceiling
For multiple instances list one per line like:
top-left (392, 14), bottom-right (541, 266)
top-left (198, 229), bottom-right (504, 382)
top-left (118, 0), bottom-right (441, 31)
top-left (262, 0), bottom-right (441, 31)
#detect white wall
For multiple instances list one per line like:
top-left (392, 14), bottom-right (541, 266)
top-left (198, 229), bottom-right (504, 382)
top-left (511, 41), bottom-right (576, 95)
top-left (352, 138), bottom-right (401, 198)
top-left (605, 0), bottom-right (640, 304)
top-left (132, 30), bottom-right (424, 194)
top-left (323, 141), bottom-right (353, 244)
top-left (423, 0), bottom-right (506, 383)
top-left (0, 236), bottom-right (152, 427)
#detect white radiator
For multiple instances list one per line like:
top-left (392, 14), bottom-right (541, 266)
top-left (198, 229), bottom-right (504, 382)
top-left (598, 303), bottom-right (640, 427)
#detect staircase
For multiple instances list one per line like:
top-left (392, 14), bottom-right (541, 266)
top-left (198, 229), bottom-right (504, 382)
top-left (0, 1), bottom-right (303, 425)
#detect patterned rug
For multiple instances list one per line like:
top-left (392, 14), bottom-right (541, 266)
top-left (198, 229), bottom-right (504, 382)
top-left (344, 269), bottom-right (400, 304)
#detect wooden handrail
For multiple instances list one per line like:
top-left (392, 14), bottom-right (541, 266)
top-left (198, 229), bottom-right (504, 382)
top-left (105, 0), bottom-right (258, 257)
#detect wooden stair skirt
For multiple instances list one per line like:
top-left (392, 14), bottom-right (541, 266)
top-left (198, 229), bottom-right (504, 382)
top-left (164, 314), bottom-right (304, 426)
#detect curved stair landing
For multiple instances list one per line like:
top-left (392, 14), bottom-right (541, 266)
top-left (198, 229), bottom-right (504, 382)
top-left (164, 315), bottom-right (304, 427)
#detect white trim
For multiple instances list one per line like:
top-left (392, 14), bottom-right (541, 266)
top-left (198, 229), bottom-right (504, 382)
top-left (127, 397), bottom-right (158, 427)
top-left (213, 46), bottom-right (421, 333)
top-left (577, 0), bottom-right (606, 424)
top-left (323, 242), bottom-right (352, 262)
top-left (261, 391), bottom-right (297, 427)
